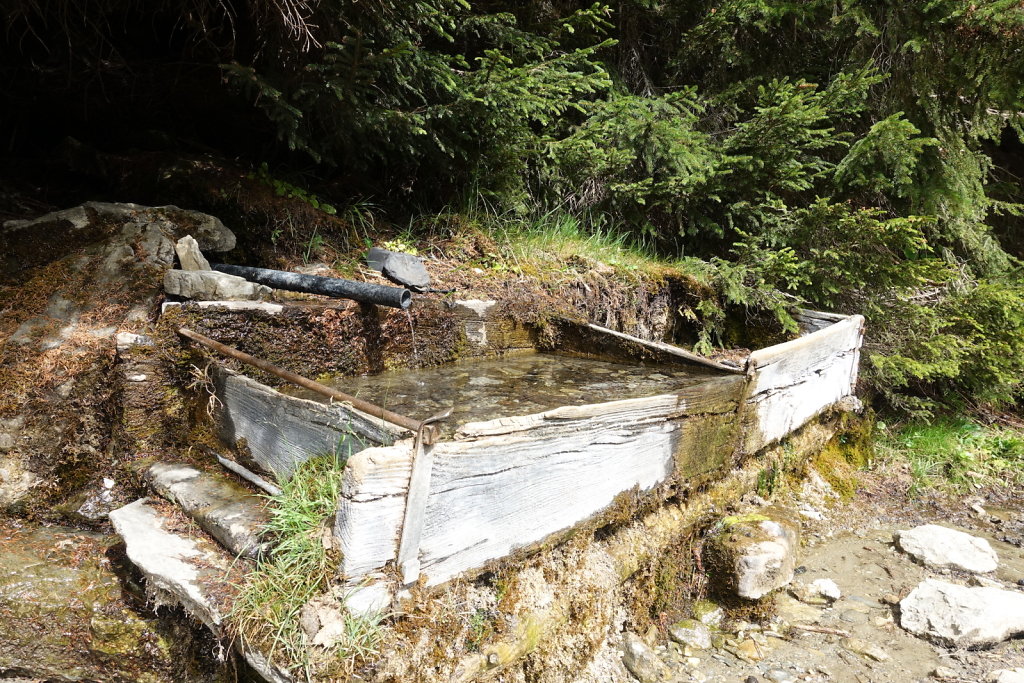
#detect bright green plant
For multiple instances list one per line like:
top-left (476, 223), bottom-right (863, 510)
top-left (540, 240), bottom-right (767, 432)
top-left (230, 447), bottom-right (386, 677)
top-left (880, 418), bottom-right (1024, 496)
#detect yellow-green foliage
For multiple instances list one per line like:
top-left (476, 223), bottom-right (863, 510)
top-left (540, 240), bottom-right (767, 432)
top-left (809, 414), bottom-right (875, 501)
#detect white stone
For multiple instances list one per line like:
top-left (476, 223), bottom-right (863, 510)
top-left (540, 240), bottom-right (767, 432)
top-left (988, 669), bottom-right (1024, 683)
top-left (899, 578), bottom-right (1024, 647)
top-left (808, 578), bottom-right (842, 601)
top-left (621, 632), bottom-right (669, 683)
top-left (175, 235), bottom-right (212, 271)
top-left (108, 498), bottom-right (235, 633)
top-left (115, 332), bottom-right (154, 352)
top-left (706, 508), bottom-right (800, 600)
top-left (163, 269), bottom-right (271, 301)
top-left (343, 583), bottom-right (393, 618)
top-left (894, 524), bottom-right (999, 573)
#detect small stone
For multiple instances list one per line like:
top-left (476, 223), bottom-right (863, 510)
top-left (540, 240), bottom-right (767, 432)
top-left (621, 632), bottom-right (669, 683)
top-left (766, 670), bottom-right (795, 683)
top-left (894, 524), bottom-right (999, 573)
top-left (873, 614), bottom-right (894, 627)
top-left (174, 235), bottom-right (211, 271)
top-left (704, 507), bottom-right (801, 600)
top-left (692, 600), bottom-right (725, 628)
top-left (841, 637), bottom-right (889, 662)
top-left (971, 575), bottom-right (1003, 589)
top-left (733, 638), bottom-right (764, 661)
top-left (931, 666), bottom-right (958, 679)
top-left (809, 578), bottom-right (841, 601)
top-left (669, 619), bottom-right (713, 650)
top-left (685, 657), bottom-right (701, 667)
top-left (881, 593), bottom-right (901, 605)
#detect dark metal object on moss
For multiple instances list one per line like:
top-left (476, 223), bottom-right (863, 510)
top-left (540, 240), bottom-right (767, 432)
top-left (212, 263), bottom-right (412, 309)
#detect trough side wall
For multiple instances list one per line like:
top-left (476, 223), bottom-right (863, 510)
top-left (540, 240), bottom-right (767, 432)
top-left (212, 365), bottom-right (407, 479)
top-left (335, 312), bottom-right (864, 596)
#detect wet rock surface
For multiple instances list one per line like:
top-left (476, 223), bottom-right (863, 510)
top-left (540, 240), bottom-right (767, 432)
top-left (0, 519), bottom-right (223, 681)
top-left (601, 477), bottom-right (1024, 683)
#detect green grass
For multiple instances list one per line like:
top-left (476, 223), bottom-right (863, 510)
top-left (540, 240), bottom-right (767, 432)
top-left (230, 449), bottom-right (386, 678)
top-left (496, 209), bottom-right (663, 274)
top-left (879, 417), bottom-right (1024, 496)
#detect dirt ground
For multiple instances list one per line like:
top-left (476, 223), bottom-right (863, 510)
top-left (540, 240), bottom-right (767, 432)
top-left (651, 461), bottom-right (1024, 683)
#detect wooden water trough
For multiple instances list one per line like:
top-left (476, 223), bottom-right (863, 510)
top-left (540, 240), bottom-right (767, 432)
top-left (206, 304), bottom-right (864, 612)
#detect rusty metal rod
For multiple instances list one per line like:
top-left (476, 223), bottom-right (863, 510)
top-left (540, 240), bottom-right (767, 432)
top-left (177, 327), bottom-right (438, 444)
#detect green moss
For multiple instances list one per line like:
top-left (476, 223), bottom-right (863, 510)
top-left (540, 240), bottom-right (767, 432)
top-left (809, 413), bottom-right (874, 501)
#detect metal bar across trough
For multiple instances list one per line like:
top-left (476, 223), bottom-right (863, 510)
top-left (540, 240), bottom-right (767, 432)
top-left (177, 327), bottom-right (438, 443)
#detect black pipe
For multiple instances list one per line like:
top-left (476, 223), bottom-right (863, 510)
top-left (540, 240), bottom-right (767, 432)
top-left (211, 263), bottom-right (412, 309)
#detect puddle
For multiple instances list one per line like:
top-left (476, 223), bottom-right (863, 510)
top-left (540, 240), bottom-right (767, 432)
top-left (286, 352), bottom-right (719, 437)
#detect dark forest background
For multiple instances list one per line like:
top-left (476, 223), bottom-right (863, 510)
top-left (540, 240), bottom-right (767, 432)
top-left (2, 0), bottom-right (1023, 414)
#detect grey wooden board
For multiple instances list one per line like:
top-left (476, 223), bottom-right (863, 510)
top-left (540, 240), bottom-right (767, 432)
top-left (586, 323), bottom-right (745, 374)
top-left (213, 365), bottom-right (407, 479)
top-left (743, 314), bottom-right (864, 452)
top-left (335, 387), bottom-right (743, 587)
top-left (793, 308), bottom-right (848, 334)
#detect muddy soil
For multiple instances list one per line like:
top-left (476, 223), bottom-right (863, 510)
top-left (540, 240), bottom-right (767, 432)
top-left (645, 465), bottom-right (1024, 683)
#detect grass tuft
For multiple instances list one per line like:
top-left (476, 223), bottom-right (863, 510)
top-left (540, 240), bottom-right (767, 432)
top-left (230, 448), bottom-right (386, 678)
top-left (879, 417), bottom-right (1024, 496)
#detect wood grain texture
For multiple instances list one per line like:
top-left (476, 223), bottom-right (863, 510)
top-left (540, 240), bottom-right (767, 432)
top-left (214, 365), bottom-right (407, 479)
top-left (331, 311), bottom-right (864, 592)
top-left (743, 314), bottom-right (864, 452)
top-left (585, 324), bottom-right (745, 374)
top-left (335, 443), bottom-right (413, 580)
top-left (416, 418), bottom-right (677, 586)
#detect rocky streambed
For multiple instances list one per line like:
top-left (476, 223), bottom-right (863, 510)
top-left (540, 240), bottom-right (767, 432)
top-left (596, 473), bottom-right (1024, 683)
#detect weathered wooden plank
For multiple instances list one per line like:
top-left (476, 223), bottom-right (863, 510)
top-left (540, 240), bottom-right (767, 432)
top-left (746, 315), bottom-right (863, 394)
top-left (742, 314), bottom-right (863, 453)
top-left (417, 419), bottom-right (678, 586)
top-left (335, 443), bottom-right (413, 580)
top-left (743, 349), bottom-right (859, 452)
top-left (213, 366), bottom-right (407, 479)
top-left (585, 324), bottom-right (745, 374)
top-left (792, 308), bottom-right (847, 334)
top-left (457, 375), bottom-right (744, 439)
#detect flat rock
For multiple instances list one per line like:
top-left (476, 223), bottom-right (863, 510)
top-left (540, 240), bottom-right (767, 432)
top-left (704, 506), bottom-right (801, 599)
top-left (988, 669), bottom-right (1024, 683)
top-left (367, 247), bottom-right (431, 290)
top-left (669, 619), bottom-right (712, 649)
top-left (164, 269), bottom-right (272, 301)
top-left (895, 524), bottom-right (999, 573)
top-left (146, 461), bottom-right (270, 558)
top-left (109, 498), bottom-right (243, 633)
top-left (899, 578), bottom-right (1024, 647)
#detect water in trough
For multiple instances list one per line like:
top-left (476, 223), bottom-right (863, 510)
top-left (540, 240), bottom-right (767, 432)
top-left (286, 352), bottom-right (719, 438)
